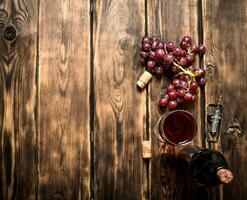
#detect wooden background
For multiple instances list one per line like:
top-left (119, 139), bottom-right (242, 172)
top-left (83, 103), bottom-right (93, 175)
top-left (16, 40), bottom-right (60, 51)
top-left (0, 0), bottom-right (246, 199)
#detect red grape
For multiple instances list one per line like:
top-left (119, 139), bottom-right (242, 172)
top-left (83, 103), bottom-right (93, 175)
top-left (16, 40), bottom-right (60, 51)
top-left (147, 60), bottom-right (156, 70)
top-left (142, 42), bottom-right (151, 51)
top-left (168, 90), bottom-right (177, 99)
top-left (151, 41), bottom-right (158, 51)
top-left (156, 49), bottom-right (165, 60)
top-left (184, 74), bottom-right (191, 81)
top-left (168, 100), bottom-right (177, 109)
top-left (188, 65), bottom-right (196, 72)
top-left (177, 88), bottom-right (186, 97)
top-left (198, 77), bottom-right (206, 86)
top-left (140, 51), bottom-right (148, 59)
top-left (166, 42), bottom-right (175, 52)
top-left (195, 68), bottom-right (205, 77)
top-left (171, 65), bottom-right (180, 73)
top-left (180, 41), bottom-right (189, 49)
top-left (148, 51), bottom-right (156, 60)
top-left (173, 47), bottom-right (182, 57)
top-left (156, 66), bottom-right (164, 74)
top-left (164, 54), bottom-right (174, 66)
top-left (179, 57), bottom-right (187, 67)
top-left (167, 84), bottom-right (175, 92)
top-left (180, 49), bottom-right (187, 57)
top-left (198, 44), bottom-right (206, 55)
top-left (162, 94), bottom-right (169, 100)
top-left (184, 93), bottom-right (193, 102)
top-left (159, 98), bottom-right (168, 107)
top-left (180, 80), bottom-right (188, 89)
top-left (182, 36), bottom-right (192, 45)
top-left (142, 36), bottom-right (150, 43)
top-left (191, 44), bottom-right (198, 53)
top-left (179, 74), bottom-right (187, 80)
top-left (190, 81), bottom-right (198, 91)
top-left (172, 79), bottom-right (180, 88)
top-left (157, 42), bottom-right (164, 49)
top-left (186, 54), bottom-right (195, 64)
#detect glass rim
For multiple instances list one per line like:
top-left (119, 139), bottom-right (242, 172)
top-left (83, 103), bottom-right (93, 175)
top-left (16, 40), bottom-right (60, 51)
top-left (158, 110), bottom-right (197, 146)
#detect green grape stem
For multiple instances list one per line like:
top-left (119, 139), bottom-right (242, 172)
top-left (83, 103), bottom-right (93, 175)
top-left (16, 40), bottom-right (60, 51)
top-left (173, 61), bottom-right (196, 80)
top-left (187, 47), bottom-right (192, 55)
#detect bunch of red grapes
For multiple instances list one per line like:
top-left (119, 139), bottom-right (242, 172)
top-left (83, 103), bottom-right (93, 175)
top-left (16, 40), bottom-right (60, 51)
top-left (140, 36), bottom-right (206, 109)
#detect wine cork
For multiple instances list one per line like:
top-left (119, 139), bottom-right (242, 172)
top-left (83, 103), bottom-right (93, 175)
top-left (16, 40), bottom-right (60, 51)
top-left (136, 71), bottom-right (152, 89)
top-left (217, 168), bottom-right (233, 184)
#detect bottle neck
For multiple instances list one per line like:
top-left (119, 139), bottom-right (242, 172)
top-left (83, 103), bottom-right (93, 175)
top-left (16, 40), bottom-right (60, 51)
top-left (216, 168), bottom-right (233, 184)
top-left (180, 145), bottom-right (201, 157)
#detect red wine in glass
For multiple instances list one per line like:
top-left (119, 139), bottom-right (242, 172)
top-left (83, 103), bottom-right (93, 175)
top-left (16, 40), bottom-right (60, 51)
top-left (156, 110), bottom-right (197, 146)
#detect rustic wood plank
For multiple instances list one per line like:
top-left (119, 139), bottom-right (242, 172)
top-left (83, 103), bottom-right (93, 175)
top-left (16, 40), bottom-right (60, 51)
top-left (147, 0), bottom-right (206, 199)
top-left (203, 0), bottom-right (247, 199)
top-left (38, 0), bottom-right (90, 199)
top-left (93, 0), bottom-right (146, 199)
top-left (0, 1), bottom-right (38, 199)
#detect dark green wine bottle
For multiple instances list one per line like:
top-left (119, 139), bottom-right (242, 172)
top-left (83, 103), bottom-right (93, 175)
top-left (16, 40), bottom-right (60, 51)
top-left (179, 146), bottom-right (233, 187)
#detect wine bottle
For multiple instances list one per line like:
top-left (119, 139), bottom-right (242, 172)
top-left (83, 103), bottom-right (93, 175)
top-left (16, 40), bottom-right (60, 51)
top-left (178, 146), bottom-right (233, 187)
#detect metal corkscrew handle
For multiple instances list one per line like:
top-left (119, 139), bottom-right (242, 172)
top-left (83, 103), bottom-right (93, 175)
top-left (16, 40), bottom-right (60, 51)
top-left (207, 95), bottom-right (222, 143)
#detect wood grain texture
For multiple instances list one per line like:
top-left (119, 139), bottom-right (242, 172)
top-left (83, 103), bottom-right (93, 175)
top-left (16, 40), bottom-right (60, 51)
top-left (93, 0), bottom-right (146, 199)
top-left (147, 1), bottom-right (205, 199)
top-left (38, 0), bottom-right (90, 199)
top-left (203, 0), bottom-right (247, 199)
top-left (0, 1), bottom-right (38, 199)
top-left (0, 1), bottom-right (245, 199)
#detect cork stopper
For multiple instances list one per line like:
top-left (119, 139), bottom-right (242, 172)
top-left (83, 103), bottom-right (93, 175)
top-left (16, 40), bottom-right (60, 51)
top-left (136, 71), bottom-right (152, 89)
top-left (217, 168), bottom-right (233, 184)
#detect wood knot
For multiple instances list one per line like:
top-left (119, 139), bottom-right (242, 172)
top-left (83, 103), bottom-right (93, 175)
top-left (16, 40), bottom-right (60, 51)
top-left (119, 37), bottom-right (130, 51)
top-left (226, 120), bottom-right (242, 139)
top-left (2, 24), bottom-right (17, 42)
top-left (0, 9), bottom-right (8, 23)
top-left (206, 63), bottom-right (216, 75)
top-left (53, 193), bottom-right (65, 200)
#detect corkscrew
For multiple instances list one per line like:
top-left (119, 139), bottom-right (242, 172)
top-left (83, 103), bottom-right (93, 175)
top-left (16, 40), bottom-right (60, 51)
top-left (207, 95), bottom-right (223, 143)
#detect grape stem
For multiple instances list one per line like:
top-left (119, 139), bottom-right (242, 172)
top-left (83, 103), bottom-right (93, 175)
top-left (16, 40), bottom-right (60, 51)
top-left (187, 47), bottom-right (192, 55)
top-left (173, 62), bottom-right (196, 79)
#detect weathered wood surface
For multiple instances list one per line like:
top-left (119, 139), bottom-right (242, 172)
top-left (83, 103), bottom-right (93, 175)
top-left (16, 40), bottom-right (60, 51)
top-left (38, 0), bottom-right (90, 199)
top-left (0, 1), bottom-right (38, 199)
top-left (147, 1), bottom-right (207, 199)
top-left (203, 0), bottom-right (247, 200)
top-left (93, 0), bottom-right (147, 199)
top-left (0, 0), bottom-right (246, 199)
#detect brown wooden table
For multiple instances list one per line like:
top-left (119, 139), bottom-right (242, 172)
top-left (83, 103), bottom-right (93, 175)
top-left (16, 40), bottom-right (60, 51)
top-left (0, 0), bottom-right (246, 199)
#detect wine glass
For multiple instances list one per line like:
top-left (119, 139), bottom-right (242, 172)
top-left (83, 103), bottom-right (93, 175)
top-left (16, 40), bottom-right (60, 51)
top-left (154, 110), bottom-right (197, 146)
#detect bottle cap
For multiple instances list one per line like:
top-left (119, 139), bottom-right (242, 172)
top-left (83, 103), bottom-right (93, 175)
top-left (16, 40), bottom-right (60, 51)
top-left (136, 71), bottom-right (152, 89)
top-left (217, 168), bottom-right (233, 184)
